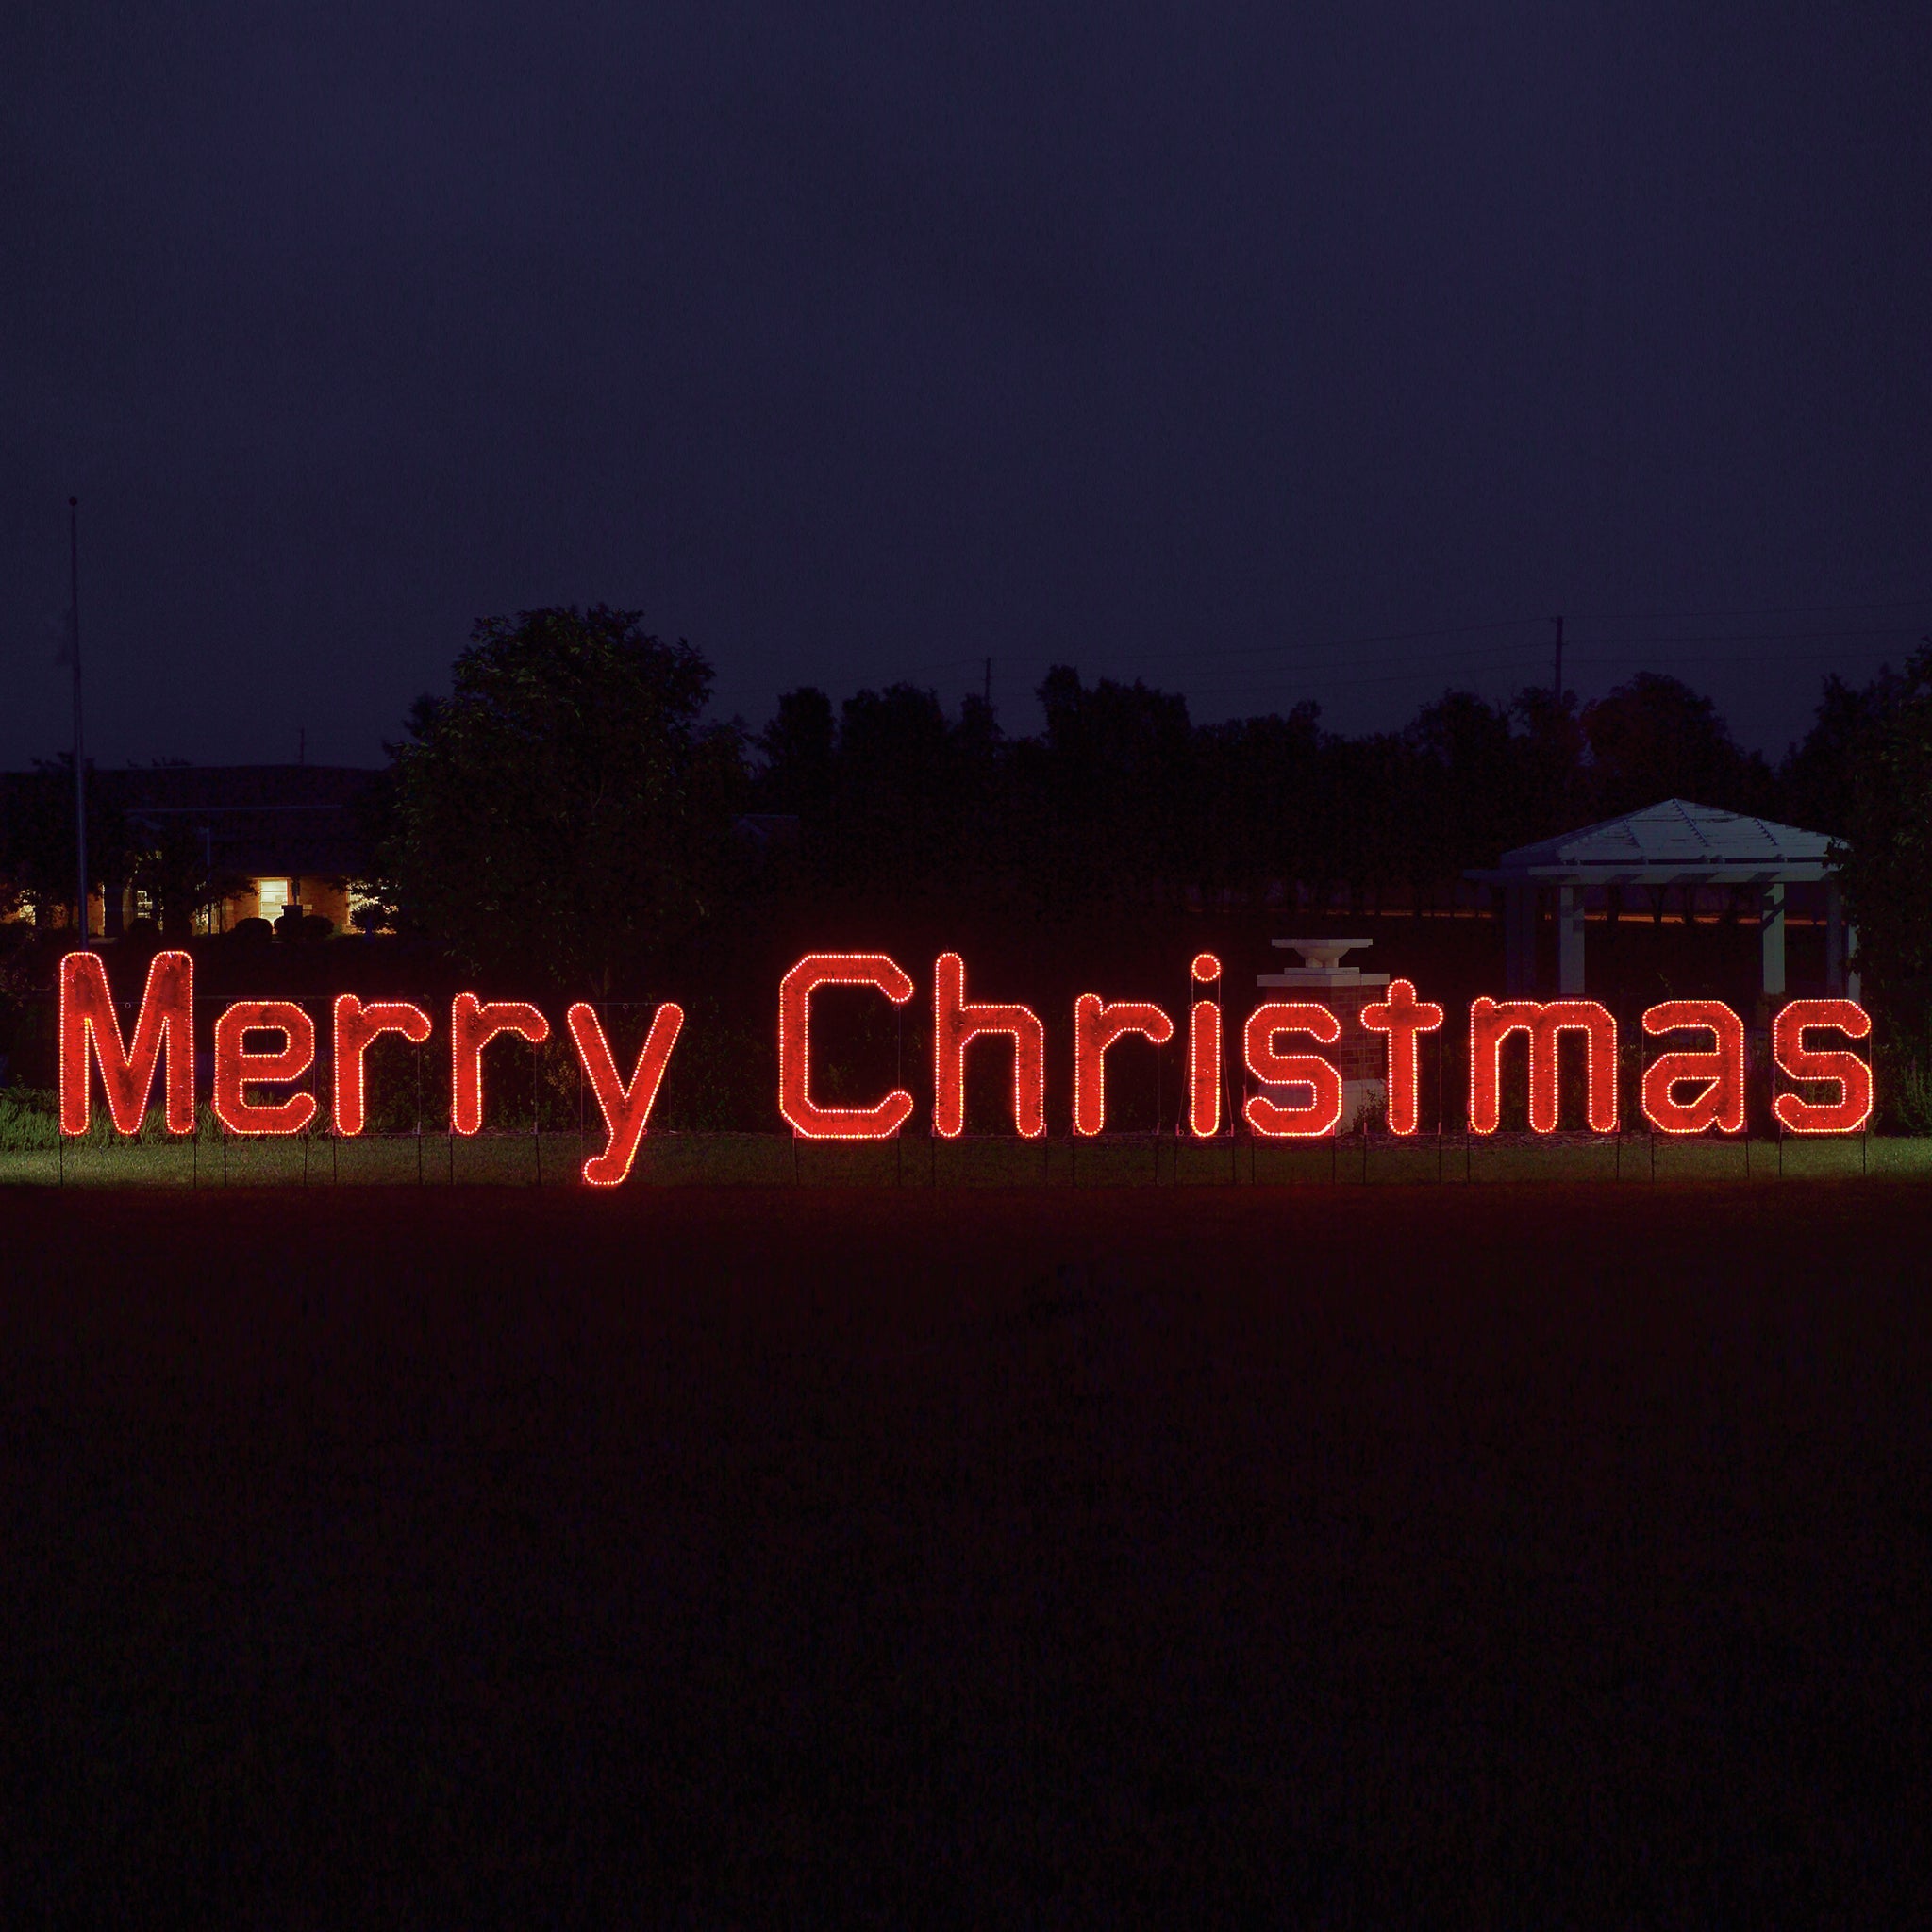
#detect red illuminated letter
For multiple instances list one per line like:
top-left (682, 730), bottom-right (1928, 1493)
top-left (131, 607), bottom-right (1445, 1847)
top-left (778, 953), bottom-right (917, 1139)
top-left (1641, 1000), bottom-right (1744, 1135)
top-left (1072, 993), bottom-right (1173, 1136)
top-left (1189, 953), bottom-right (1222, 1138)
top-left (934, 952), bottom-right (1045, 1139)
top-left (1243, 1001), bottom-right (1343, 1138)
top-left (451, 993), bottom-right (550, 1135)
top-left (213, 1001), bottom-right (318, 1135)
top-left (1772, 998), bottom-right (1873, 1134)
top-left (1468, 997), bottom-right (1618, 1135)
top-left (567, 1001), bottom-right (684, 1185)
top-left (1360, 978), bottom-right (1443, 1135)
top-left (59, 949), bottom-right (194, 1136)
top-left (332, 994), bottom-right (433, 1136)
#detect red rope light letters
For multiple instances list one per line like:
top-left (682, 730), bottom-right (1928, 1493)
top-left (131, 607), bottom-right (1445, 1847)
top-left (1242, 1001), bottom-right (1344, 1138)
top-left (59, 953), bottom-right (1892, 1172)
top-left (567, 1001), bottom-right (685, 1185)
top-left (1771, 998), bottom-right (1873, 1134)
top-left (59, 949), bottom-right (194, 1136)
top-left (1189, 953), bottom-right (1222, 1138)
top-left (934, 952), bottom-right (1045, 1139)
top-left (1468, 997), bottom-right (1618, 1135)
top-left (1641, 1000), bottom-right (1745, 1135)
top-left (1360, 978), bottom-right (1443, 1135)
top-left (778, 953), bottom-right (917, 1140)
top-left (451, 993), bottom-right (550, 1136)
top-left (212, 1002), bottom-right (318, 1135)
top-left (1072, 994), bottom-right (1174, 1136)
top-left (332, 995), bottom-right (433, 1136)
top-left (1182, 958), bottom-right (1213, 1136)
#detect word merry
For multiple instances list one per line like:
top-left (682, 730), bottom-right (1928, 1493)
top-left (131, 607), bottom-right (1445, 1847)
top-left (59, 951), bottom-right (1874, 1189)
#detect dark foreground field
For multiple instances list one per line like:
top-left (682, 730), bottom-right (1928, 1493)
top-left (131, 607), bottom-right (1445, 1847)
top-left (3, 1183), bottom-right (1930, 1925)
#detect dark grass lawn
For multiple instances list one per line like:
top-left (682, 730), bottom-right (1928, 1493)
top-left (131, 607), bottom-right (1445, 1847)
top-left (3, 1181), bottom-right (1930, 1924)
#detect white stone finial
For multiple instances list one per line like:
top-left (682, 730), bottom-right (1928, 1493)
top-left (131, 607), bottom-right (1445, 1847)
top-left (1273, 938), bottom-right (1372, 973)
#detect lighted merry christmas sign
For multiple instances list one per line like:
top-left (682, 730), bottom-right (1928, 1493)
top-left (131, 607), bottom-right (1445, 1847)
top-left (59, 949), bottom-right (1874, 1186)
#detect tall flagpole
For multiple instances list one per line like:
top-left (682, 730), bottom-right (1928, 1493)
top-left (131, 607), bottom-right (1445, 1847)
top-left (71, 497), bottom-right (87, 943)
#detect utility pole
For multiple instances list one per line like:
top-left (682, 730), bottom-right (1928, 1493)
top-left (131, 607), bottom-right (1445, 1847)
top-left (1552, 613), bottom-right (1564, 710)
top-left (983, 657), bottom-right (991, 708)
top-left (70, 498), bottom-right (87, 944)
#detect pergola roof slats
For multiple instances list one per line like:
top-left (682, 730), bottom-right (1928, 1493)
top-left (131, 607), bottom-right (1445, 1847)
top-left (1461, 799), bottom-right (1852, 1000)
top-left (1466, 798), bottom-right (1836, 887)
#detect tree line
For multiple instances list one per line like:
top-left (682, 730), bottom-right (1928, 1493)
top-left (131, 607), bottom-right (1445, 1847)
top-left (6, 604), bottom-right (1931, 1047)
top-left (366, 607), bottom-right (1924, 992)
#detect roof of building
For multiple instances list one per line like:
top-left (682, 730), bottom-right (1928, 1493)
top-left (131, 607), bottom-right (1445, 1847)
top-left (1467, 798), bottom-right (1838, 885)
top-left (96, 765), bottom-right (383, 880)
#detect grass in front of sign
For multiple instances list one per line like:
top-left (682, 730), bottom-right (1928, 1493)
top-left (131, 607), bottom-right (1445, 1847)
top-left (0, 1127), bottom-right (1921, 1188)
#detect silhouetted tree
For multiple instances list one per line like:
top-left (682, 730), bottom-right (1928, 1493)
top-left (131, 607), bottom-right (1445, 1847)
top-left (1831, 646), bottom-right (1932, 1018)
top-left (1033, 668), bottom-right (1194, 906)
top-left (831, 684), bottom-right (960, 895)
top-left (123, 796), bottom-right (249, 941)
top-left (1508, 685), bottom-right (1589, 842)
top-left (758, 688), bottom-right (836, 818)
top-left (1403, 691), bottom-right (1519, 903)
top-left (382, 606), bottom-right (745, 994)
top-left (1581, 672), bottom-right (1773, 820)
top-left (0, 758), bottom-right (130, 929)
top-left (1193, 703), bottom-right (1324, 908)
top-left (1780, 669), bottom-right (1903, 839)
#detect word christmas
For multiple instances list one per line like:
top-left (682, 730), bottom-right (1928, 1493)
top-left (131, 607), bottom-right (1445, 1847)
top-left (59, 950), bottom-right (1874, 1186)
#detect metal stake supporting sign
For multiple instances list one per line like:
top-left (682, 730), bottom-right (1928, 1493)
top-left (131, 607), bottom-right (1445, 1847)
top-left (1437, 1025), bottom-right (1444, 1183)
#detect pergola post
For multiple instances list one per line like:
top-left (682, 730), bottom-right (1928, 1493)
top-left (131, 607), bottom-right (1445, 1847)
top-left (1557, 883), bottom-right (1586, 996)
top-left (1759, 882), bottom-right (1786, 999)
top-left (1470, 803), bottom-right (1840, 1008)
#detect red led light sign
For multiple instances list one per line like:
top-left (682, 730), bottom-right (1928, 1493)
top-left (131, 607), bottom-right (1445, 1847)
top-left (212, 1000), bottom-right (318, 1136)
top-left (1469, 997), bottom-right (1618, 1136)
top-left (568, 1000), bottom-right (684, 1184)
top-left (1073, 993), bottom-right (1173, 1137)
top-left (452, 993), bottom-right (550, 1137)
top-left (1360, 978), bottom-right (1443, 1136)
top-left (1188, 953), bottom-right (1222, 1139)
top-left (55, 952), bottom-right (1878, 1182)
top-left (934, 952), bottom-right (1044, 1140)
top-left (60, 948), bottom-right (195, 1137)
top-left (1641, 1000), bottom-right (1745, 1136)
top-left (333, 995), bottom-right (433, 1137)
top-left (779, 953), bottom-right (917, 1140)
top-left (1771, 998), bottom-right (1873, 1135)
top-left (1242, 1000), bottom-right (1344, 1138)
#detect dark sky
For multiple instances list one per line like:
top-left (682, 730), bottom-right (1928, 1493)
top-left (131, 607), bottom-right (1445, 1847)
top-left (6, 0), bottom-right (1929, 771)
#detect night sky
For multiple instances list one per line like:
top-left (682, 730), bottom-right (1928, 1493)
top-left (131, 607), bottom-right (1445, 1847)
top-left (6, 1), bottom-right (1929, 771)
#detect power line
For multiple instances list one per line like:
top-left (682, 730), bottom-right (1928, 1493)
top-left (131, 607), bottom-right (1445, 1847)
top-left (866, 607), bottom-right (1929, 707)
top-left (1183, 641), bottom-right (1918, 704)
top-left (1563, 625), bottom-right (1924, 646)
top-left (1108, 621), bottom-right (1923, 675)
top-left (1565, 596), bottom-right (1932, 622)
top-left (1091, 615), bottom-right (1544, 671)
top-left (953, 617), bottom-right (1927, 689)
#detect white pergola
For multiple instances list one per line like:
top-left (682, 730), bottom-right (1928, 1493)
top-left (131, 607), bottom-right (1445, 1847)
top-left (1466, 799), bottom-right (1853, 1000)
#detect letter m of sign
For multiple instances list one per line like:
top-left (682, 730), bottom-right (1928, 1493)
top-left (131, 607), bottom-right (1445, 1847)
top-left (59, 950), bottom-right (196, 1136)
top-left (1468, 996), bottom-right (1618, 1135)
